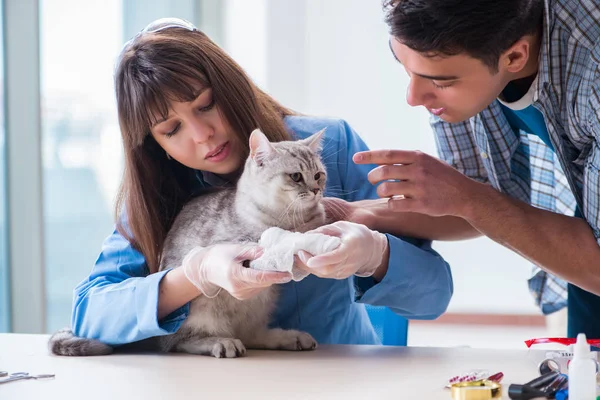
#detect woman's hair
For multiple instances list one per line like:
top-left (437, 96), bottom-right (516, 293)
top-left (114, 25), bottom-right (294, 273)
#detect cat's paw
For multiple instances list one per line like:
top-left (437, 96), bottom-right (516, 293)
top-left (278, 330), bottom-right (317, 351)
top-left (211, 338), bottom-right (246, 358)
top-left (245, 328), bottom-right (317, 351)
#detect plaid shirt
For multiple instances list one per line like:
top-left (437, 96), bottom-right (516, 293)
top-left (430, 0), bottom-right (600, 314)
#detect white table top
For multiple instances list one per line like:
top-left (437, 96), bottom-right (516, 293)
top-left (0, 333), bottom-right (548, 399)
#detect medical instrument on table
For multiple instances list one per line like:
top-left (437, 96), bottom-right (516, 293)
top-left (521, 370), bottom-right (559, 389)
top-left (0, 371), bottom-right (55, 384)
top-left (525, 336), bottom-right (600, 349)
top-left (450, 380), bottom-right (502, 400)
top-left (538, 352), bottom-right (600, 375)
top-left (554, 388), bottom-right (569, 400)
top-left (508, 371), bottom-right (556, 399)
top-left (507, 384), bottom-right (547, 400)
top-left (508, 370), bottom-right (569, 399)
top-left (568, 333), bottom-right (597, 400)
top-left (540, 374), bottom-right (568, 394)
top-left (526, 335), bottom-right (600, 380)
top-left (538, 358), bottom-right (561, 375)
top-left (446, 370), bottom-right (503, 388)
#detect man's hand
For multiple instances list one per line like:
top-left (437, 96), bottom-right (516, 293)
top-left (353, 150), bottom-right (484, 218)
top-left (354, 149), bottom-right (600, 296)
top-left (320, 197), bottom-right (379, 226)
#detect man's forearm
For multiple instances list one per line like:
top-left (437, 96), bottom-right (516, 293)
top-left (354, 198), bottom-right (481, 241)
top-left (462, 182), bottom-right (600, 293)
top-left (352, 147), bottom-right (600, 294)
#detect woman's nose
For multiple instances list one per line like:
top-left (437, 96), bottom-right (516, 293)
top-left (189, 120), bottom-right (214, 144)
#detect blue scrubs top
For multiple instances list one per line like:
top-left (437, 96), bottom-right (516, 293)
top-left (71, 116), bottom-right (454, 346)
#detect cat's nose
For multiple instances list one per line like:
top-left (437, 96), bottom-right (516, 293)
top-left (311, 188), bottom-right (320, 195)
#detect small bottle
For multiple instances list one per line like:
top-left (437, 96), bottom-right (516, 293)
top-left (568, 333), bottom-right (597, 400)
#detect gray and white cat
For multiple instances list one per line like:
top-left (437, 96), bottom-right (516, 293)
top-left (49, 128), bottom-right (328, 358)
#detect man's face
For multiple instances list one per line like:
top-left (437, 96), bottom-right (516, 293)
top-left (390, 37), bottom-right (509, 123)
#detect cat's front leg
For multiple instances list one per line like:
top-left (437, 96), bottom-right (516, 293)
top-left (245, 328), bottom-right (317, 351)
top-left (175, 337), bottom-right (247, 358)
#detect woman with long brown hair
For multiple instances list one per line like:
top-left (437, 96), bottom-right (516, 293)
top-left (70, 18), bottom-right (452, 347)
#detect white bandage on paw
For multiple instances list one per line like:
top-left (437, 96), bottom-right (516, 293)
top-left (249, 227), bottom-right (341, 281)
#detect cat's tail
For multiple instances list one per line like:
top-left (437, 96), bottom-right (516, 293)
top-left (48, 327), bottom-right (113, 356)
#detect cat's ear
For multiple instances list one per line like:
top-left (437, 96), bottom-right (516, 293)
top-left (301, 128), bottom-right (326, 153)
top-left (249, 129), bottom-right (275, 166)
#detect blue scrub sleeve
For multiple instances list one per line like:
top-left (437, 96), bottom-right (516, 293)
top-left (71, 228), bottom-right (189, 345)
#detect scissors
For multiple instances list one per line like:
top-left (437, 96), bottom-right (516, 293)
top-left (0, 371), bottom-right (55, 384)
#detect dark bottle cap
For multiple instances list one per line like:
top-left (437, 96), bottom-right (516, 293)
top-left (508, 384), bottom-right (548, 400)
top-left (525, 371), bottom-right (560, 389)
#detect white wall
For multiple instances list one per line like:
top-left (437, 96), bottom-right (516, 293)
top-left (223, 0), bottom-right (540, 315)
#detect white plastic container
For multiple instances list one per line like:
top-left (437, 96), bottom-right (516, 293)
top-left (568, 333), bottom-right (597, 400)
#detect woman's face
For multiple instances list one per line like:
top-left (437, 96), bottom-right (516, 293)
top-left (150, 88), bottom-right (245, 176)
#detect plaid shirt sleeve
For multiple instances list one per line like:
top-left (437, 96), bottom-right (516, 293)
top-left (430, 114), bottom-right (571, 314)
top-left (430, 116), bottom-right (490, 183)
top-left (584, 63), bottom-right (600, 245)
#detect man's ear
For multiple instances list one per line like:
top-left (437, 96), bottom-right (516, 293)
top-left (500, 37), bottom-right (531, 74)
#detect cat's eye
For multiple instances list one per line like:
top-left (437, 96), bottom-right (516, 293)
top-left (314, 172), bottom-right (322, 180)
top-left (290, 173), bottom-right (303, 183)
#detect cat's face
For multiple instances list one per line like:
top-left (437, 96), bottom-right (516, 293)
top-left (242, 129), bottom-right (327, 211)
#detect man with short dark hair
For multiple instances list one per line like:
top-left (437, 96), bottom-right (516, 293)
top-left (350, 0), bottom-right (600, 336)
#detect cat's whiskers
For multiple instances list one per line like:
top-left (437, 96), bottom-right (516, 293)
top-left (277, 197), bottom-right (300, 227)
top-left (318, 145), bottom-right (344, 163)
top-left (291, 201), bottom-right (297, 230)
top-left (293, 196), bottom-right (307, 231)
top-left (325, 200), bottom-right (349, 221)
top-left (319, 139), bottom-right (337, 157)
top-left (281, 196), bottom-right (304, 229)
top-left (293, 196), bottom-right (306, 230)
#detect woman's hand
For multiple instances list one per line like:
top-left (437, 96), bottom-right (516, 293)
top-left (295, 221), bottom-right (389, 280)
top-left (182, 243), bottom-right (293, 300)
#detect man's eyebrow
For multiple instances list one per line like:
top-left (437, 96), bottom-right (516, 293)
top-left (414, 72), bottom-right (459, 81)
top-left (388, 38), bottom-right (459, 81)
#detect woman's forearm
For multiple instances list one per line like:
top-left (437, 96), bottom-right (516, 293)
top-left (157, 267), bottom-right (201, 320)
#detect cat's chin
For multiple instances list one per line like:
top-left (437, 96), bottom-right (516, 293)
top-left (276, 199), bottom-right (324, 232)
top-left (297, 198), bottom-right (322, 210)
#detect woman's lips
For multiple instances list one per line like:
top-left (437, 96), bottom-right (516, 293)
top-left (205, 142), bottom-right (230, 162)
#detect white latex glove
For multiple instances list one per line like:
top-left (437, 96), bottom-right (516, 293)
top-left (296, 221), bottom-right (388, 279)
top-left (249, 227), bottom-right (342, 282)
top-left (182, 243), bottom-right (293, 300)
